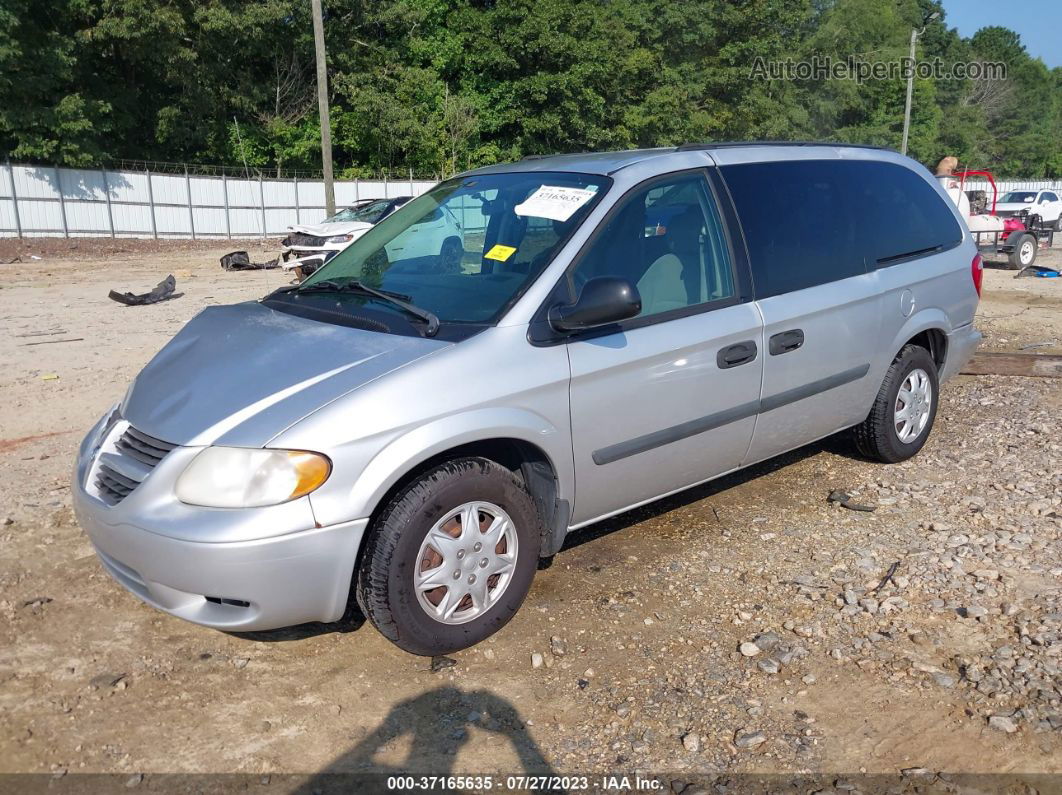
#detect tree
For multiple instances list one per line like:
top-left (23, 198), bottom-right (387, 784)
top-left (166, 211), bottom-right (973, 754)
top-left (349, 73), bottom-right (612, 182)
top-left (0, 0), bottom-right (1057, 177)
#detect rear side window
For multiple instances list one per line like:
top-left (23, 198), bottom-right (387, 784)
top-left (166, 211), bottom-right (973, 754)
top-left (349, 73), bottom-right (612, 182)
top-left (721, 160), bottom-right (862, 299)
top-left (722, 159), bottom-right (963, 299)
top-left (847, 160), bottom-right (963, 266)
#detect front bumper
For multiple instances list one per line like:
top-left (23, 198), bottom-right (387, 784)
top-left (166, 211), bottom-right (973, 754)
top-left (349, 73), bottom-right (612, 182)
top-left (72, 418), bottom-right (368, 632)
top-left (280, 246), bottom-right (341, 271)
top-left (940, 322), bottom-right (982, 382)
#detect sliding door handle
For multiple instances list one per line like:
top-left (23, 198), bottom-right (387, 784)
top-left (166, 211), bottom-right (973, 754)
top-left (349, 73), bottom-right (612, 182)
top-left (769, 329), bottom-right (805, 355)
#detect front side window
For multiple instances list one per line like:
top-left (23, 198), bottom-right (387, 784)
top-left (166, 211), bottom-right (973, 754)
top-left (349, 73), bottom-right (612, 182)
top-left (272, 172), bottom-right (609, 333)
top-left (568, 173), bottom-right (735, 318)
top-left (1042, 192), bottom-right (1058, 203)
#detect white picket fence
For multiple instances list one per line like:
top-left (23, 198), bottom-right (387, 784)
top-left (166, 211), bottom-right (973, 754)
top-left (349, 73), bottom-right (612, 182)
top-left (0, 162), bottom-right (436, 239)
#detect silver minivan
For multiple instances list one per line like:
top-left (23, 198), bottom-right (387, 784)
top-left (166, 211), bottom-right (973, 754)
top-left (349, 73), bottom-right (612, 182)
top-left (74, 144), bottom-right (982, 655)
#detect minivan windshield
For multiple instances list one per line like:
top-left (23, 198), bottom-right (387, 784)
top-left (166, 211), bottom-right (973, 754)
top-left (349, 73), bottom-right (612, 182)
top-left (1000, 191), bottom-right (1037, 204)
top-left (289, 171), bottom-right (610, 329)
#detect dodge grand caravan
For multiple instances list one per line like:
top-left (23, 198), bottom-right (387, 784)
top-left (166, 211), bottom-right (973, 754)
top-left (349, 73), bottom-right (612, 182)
top-left (74, 143), bottom-right (981, 655)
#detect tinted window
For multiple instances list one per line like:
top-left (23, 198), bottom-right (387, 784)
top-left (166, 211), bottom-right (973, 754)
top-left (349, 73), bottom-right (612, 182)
top-left (850, 161), bottom-right (963, 265)
top-left (721, 160), bottom-right (862, 298)
top-left (1043, 192), bottom-right (1058, 202)
top-left (570, 173), bottom-right (734, 318)
top-left (723, 159), bottom-right (962, 298)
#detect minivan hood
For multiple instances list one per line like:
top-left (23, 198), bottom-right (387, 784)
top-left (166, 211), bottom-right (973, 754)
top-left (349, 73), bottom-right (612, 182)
top-left (995, 202), bottom-right (1032, 212)
top-left (122, 301), bottom-right (449, 447)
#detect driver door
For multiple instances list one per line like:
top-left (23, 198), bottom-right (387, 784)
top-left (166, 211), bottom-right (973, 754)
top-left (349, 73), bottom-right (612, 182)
top-left (563, 171), bottom-right (762, 525)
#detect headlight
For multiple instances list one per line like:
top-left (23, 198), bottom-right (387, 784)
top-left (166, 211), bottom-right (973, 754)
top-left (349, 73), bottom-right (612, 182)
top-left (176, 447), bottom-right (331, 508)
top-left (326, 233), bottom-right (354, 243)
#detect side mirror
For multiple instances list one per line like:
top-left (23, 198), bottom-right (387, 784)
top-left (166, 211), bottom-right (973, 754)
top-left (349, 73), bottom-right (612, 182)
top-left (548, 276), bottom-right (642, 333)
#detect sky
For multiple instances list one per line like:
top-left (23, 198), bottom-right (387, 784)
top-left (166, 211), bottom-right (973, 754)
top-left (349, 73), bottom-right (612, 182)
top-left (941, 0), bottom-right (1061, 68)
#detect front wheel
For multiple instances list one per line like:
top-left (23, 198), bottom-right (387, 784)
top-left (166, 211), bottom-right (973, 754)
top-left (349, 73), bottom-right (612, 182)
top-left (355, 458), bottom-right (541, 655)
top-left (440, 237), bottom-right (464, 273)
top-left (853, 345), bottom-right (939, 463)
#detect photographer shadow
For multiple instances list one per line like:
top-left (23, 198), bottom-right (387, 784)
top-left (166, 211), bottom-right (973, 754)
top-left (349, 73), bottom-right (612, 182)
top-left (293, 686), bottom-right (561, 794)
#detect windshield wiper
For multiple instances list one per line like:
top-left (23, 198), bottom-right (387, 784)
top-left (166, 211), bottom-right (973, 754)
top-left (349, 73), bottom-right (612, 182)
top-left (296, 280), bottom-right (440, 337)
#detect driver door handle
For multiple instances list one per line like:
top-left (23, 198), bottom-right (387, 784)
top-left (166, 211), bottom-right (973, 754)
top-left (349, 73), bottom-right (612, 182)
top-left (717, 340), bottom-right (758, 369)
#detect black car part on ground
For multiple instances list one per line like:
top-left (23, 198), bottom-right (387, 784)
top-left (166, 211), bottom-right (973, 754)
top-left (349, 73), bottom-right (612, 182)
top-left (108, 275), bottom-right (181, 306)
top-left (220, 251), bottom-right (279, 271)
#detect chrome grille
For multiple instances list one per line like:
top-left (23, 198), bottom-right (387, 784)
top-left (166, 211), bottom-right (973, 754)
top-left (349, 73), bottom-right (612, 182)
top-left (94, 425), bottom-right (176, 505)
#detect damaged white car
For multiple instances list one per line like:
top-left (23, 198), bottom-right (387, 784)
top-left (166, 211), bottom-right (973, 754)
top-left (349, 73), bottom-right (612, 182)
top-left (995, 189), bottom-right (1062, 230)
top-left (281, 197), bottom-right (465, 278)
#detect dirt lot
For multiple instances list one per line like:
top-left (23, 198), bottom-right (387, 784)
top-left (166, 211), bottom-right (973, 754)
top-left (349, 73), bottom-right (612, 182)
top-left (0, 237), bottom-right (1060, 791)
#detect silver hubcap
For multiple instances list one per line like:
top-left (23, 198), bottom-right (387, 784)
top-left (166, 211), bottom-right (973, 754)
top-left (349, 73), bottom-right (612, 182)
top-left (414, 501), bottom-right (518, 625)
top-left (894, 368), bottom-right (932, 443)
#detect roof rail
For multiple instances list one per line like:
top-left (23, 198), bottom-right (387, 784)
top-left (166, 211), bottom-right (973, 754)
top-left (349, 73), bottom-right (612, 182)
top-left (520, 154), bottom-right (553, 161)
top-left (675, 141), bottom-right (898, 153)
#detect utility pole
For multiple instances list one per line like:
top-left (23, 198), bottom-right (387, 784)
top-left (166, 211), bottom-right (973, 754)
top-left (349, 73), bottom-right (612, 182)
top-left (901, 11), bottom-right (939, 156)
top-left (311, 0), bottom-right (335, 216)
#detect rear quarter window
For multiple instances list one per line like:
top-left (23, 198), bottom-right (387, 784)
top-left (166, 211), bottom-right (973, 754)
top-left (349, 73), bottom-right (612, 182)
top-left (846, 160), bottom-right (963, 266)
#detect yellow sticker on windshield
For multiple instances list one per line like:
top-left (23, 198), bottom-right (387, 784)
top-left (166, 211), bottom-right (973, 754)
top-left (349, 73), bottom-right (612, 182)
top-left (484, 244), bottom-right (517, 262)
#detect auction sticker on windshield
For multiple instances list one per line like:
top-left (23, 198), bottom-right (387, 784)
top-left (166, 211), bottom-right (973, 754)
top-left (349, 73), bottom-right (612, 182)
top-left (484, 244), bottom-right (518, 262)
top-left (515, 185), bottom-right (597, 222)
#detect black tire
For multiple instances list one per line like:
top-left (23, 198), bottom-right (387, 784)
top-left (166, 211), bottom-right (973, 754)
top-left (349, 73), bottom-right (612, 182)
top-left (1006, 233), bottom-right (1036, 270)
top-left (853, 345), bottom-right (939, 463)
top-left (356, 457), bottom-right (541, 655)
top-left (440, 237), bottom-right (463, 273)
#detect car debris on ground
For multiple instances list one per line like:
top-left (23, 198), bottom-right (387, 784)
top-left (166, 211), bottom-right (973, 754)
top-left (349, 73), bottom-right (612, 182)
top-left (220, 251), bottom-right (280, 271)
top-left (107, 274), bottom-right (181, 306)
top-left (1014, 264), bottom-right (1061, 278)
top-left (826, 489), bottom-right (877, 512)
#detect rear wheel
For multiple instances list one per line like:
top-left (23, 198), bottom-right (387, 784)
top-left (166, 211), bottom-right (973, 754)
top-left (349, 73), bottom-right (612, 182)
top-left (853, 345), bottom-right (939, 463)
top-left (356, 457), bottom-right (541, 655)
top-left (1007, 233), bottom-right (1036, 270)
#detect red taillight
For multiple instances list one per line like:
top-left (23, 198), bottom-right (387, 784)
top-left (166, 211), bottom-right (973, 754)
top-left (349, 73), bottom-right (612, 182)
top-left (971, 253), bottom-right (983, 297)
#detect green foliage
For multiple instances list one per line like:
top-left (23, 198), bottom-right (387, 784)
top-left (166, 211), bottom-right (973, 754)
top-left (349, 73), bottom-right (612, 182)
top-left (0, 0), bottom-right (1058, 177)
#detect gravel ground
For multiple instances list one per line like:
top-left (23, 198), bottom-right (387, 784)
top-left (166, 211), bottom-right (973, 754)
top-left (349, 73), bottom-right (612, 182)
top-left (0, 239), bottom-right (1059, 791)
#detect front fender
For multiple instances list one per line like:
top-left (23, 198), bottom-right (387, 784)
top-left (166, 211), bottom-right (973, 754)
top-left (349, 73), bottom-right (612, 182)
top-left (310, 407), bottom-right (574, 527)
